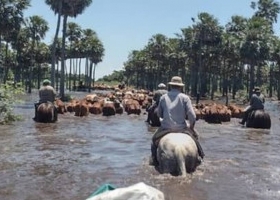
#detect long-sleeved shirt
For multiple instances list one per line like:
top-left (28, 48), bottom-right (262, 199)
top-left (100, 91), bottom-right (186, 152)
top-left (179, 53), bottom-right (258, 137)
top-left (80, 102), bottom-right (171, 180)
top-left (153, 89), bottom-right (168, 105)
top-left (39, 85), bottom-right (56, 103)
top-left (157, 89), bottom-right (196, 130)
top-left (250, 93), bottom-right (265, 110)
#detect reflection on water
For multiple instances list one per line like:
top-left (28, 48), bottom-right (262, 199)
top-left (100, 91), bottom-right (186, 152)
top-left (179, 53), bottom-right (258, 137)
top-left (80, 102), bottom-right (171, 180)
top-left (0, 93), bottom-right (280, 200)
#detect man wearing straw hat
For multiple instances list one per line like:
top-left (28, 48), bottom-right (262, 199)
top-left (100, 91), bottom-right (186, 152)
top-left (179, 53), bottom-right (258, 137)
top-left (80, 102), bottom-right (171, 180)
top-left (239, 87), bottom-right (265, 125)
top-left (150, 76), bottom-right (204, 166)
top-left (33, 79), bottom-right (57, 121)
top-left (145, 83), bottom-right (167, 125)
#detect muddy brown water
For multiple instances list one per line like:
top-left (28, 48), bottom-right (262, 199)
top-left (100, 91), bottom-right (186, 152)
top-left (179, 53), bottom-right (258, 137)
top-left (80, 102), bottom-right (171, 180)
top-left (1, 91), bottom-right (280, 200)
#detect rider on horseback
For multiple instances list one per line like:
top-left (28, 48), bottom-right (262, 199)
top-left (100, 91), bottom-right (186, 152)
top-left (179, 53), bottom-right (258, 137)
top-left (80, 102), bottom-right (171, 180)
top-left (150, 76), bottom-right (204, 166)
top-left (33, 79), bottom-right (57, 121)
top-left (239, 87), bottom-right (265, 125)
top-left (146, 83), bottom-right (167, 125)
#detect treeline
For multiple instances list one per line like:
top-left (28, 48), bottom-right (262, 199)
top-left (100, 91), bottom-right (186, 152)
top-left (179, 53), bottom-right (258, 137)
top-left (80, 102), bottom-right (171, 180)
top-left (118, 0), bottom-right (280, 100)
top-left (2, 0), bottom-right (280, 101)
top-left (0, 0), bottom-right (104, 100)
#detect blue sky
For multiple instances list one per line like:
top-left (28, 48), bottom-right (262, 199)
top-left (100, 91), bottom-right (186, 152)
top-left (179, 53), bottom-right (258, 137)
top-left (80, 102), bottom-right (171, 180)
top-left (24, 0), bottom-right (267, 79)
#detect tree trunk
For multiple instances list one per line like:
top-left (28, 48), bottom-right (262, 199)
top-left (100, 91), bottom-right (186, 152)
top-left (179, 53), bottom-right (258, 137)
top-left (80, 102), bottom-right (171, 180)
top-left (88, 61), bottom-right (93, 93)
top-left (249, 62), bottom-right (255, 99)
top-left (60, 15), bottom-right (68, 100)
top-left (269, 64), bottom-right (273, 98)
top-left (92, 63), bottom-right (97, 88)
top-left (277, 61), bottom-right (280, 100)
top-left (51, 0), bottom-right (62, 88)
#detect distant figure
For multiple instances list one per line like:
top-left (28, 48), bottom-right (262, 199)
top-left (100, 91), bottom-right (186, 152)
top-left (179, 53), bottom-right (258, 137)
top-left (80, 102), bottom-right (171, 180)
top-left (118, 82), bottom-right (125, 90)
top-left (239, 87), bottom-right (265, 125)
top-left (78, 81), bottom-right (86, 91)
top-left (145, 83), bottom-right (167, 125)
top-left (33, 79), bottom-right (57, 121)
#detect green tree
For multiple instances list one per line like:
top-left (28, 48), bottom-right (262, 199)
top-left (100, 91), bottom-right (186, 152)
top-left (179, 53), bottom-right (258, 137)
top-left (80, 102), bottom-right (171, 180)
top-left (25, 15), bottom-right (49, 93)
top-left (66, 22), bottom-right (82, 90)
top-left (45, 0), bottom-right (62, 88)
top-left (80, 28), bottom-right (104, 92)
top-left (0, 82), bottom-right (24, 124)
top-left (0, 0), bottom-right (30, 84)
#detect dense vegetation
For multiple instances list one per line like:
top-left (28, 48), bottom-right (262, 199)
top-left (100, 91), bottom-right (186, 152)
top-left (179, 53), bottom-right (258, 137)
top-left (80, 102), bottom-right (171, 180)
top-left (0, 0), bottom-right (104, 99)
top-left (122, 1), bottom-right (280, 100)
top-left (0, 82), bottom-right (24, 124)
top-left (1, 0), bottom-right (280, 102)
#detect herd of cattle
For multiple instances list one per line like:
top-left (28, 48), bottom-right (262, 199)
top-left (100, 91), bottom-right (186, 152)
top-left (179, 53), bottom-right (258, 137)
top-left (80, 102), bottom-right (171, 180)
top-left (54, 88), bottom-right (245, 124)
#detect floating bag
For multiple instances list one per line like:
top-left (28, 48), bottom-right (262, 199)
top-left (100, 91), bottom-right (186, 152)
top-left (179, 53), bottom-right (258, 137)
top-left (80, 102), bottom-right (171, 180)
top-left (86, 184), bottom-right (116, 199)
top-left (86, 182), bottom-right (164, 200)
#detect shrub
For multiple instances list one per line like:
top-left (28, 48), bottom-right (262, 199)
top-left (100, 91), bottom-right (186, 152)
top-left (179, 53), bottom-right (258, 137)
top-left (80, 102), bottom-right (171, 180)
top-left (0, 82), bottom-right (24, 124)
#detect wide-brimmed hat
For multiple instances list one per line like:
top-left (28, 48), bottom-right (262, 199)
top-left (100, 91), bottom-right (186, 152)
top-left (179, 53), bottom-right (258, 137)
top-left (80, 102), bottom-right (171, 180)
top-left (168, 76), bottom-right (184, 87)
top-left (158, 83), bottom-right (166, 88)
top-left (253, 87), bottom-right (261, 92)
top-left (43, 79), bottom-right (51, 85)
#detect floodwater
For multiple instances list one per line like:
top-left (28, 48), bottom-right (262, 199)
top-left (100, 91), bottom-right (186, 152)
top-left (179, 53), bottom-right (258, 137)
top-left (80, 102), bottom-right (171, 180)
top-left (0, 92), bottom-right (280, 200)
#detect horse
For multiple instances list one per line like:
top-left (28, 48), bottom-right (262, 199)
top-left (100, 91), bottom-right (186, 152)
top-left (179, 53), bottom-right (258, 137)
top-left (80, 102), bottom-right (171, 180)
top-left (34, 102), bottom-right (57, 123)
top-left (246, 109), bottom-right (271, 129)
top-left (156, 132), bottom-right (201, 176)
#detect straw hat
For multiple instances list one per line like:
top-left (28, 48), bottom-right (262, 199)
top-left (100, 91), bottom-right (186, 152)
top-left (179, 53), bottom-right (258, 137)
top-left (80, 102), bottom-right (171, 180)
top-left (253, 87), bottom-right (261, 93)
top-left (168, 76), bottom-right (184, 87)
top-left (158, 83), bottom-right (166, 88)
top-left (43, 79), bottom-right (51, 85)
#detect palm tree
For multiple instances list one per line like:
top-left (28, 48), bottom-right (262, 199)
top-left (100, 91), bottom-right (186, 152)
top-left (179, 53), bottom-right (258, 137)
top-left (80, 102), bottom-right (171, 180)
top-left (191, 13), bottom-right (223, 97)
top-left (34, 42), bottom-right (51, 89)
top-left (45, 0), bottom-right (62, 88)
top-left (269, 36), bottom-right (280, 99)
top-left (251, 0), bottom-right (280, 29)
top-left (240, 16), bottom-right (271, 98)
top-left (25, 15), bottom-right (49, 93)
top-left (80, 28), bottom-right (104, 92)
top-left (177, 27), bottom-right (198, 95)
top-left (66, 22), bottom-right (82, 90)
top-left (0, 0), bottom-right (30, 84)
top-left (55, 0), bottom-right (93, 100)
top-left (147, 34), bottom-right (168, 88)
top-left (224, 15), bottom-right (248, 98)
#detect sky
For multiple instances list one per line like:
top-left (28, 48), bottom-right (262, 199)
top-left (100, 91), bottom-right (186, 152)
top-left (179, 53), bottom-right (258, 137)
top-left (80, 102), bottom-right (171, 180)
top-left (24, 0), bottom-right (272, 79)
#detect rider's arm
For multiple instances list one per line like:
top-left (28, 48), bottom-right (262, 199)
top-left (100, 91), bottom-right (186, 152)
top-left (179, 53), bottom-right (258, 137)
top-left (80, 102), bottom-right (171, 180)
top-left (51, 87), bottom-right (57, 102)
top-left (262, 94), bottom-right (265, 104)
top-left (185, 95), bottom-right (196, 130)
top-left (250, 94), bottom-right (256, 105)
top-left (157, 97), bottom-right (163, 118)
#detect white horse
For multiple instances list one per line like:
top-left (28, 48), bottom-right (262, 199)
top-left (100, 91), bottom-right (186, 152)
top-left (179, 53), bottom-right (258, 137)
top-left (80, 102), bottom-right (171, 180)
top-left (157, 132), bottom-right (201, 176)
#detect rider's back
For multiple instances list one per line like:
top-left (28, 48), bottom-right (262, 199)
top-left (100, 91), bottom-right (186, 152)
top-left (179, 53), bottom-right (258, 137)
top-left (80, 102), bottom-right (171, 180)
top-left (250, 93), bottom-right (265, 110)
top-left (39, 85), bottom-right (56, 103)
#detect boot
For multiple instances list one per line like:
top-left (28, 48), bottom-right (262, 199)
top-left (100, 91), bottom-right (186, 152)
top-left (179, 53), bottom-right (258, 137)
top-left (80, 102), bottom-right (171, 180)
top-left (239, 121), bottom-right (245, 125)
top-left (149, 143), bottom-right (159, 166)
top-left (33, 103), bottom-right (39, 121)
top-left (239, 118), bottom-right (245, 125)
top-left (53, 107), bottom-right (58, 122)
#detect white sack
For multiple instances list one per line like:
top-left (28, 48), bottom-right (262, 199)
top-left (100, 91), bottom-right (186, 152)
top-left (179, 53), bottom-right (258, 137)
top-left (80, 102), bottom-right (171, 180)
top-left (87, 182), bottom-right (165, 200)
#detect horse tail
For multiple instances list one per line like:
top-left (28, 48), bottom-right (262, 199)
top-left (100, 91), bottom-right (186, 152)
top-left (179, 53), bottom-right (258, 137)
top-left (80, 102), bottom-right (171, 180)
top-left (175, 146), bottom-right (187, 177)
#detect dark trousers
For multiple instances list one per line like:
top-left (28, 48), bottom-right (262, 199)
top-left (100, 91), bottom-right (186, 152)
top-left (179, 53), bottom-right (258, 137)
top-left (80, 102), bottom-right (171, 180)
top-left (33, 102), bottom-right (40, 121)
top-left (241, 106), bottom-right (253, 124)
top-left (146, 103), bottom-right (157, 123)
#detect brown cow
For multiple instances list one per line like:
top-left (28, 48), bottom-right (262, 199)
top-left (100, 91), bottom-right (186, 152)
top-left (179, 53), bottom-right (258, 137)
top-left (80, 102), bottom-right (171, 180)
top-left (90, 101), bottom-right (103, 114)
top-left (102, 98), bottom-right (116, 116)
top-left (55, 99), bottom-right (67, 114)
top-left (74, 100), bottom-right (89, 117)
